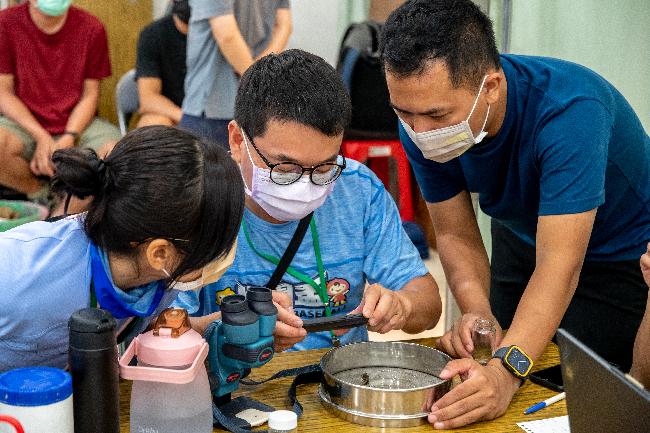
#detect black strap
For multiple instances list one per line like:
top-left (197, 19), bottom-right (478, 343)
top-left (240, 363), bottom-right (322, 417)
top-left (266, 212), bottom-right (313, 290)
top-left (287, 364), bottom-right (323, 416)
top-left (116, 317), bottom-right (141, 345)
top-left (213, 363), bottom-right (322, 433)
top-left (213, 403), bottom-right (258, 433)
top-left (240, 363), bottom-right (321, 387)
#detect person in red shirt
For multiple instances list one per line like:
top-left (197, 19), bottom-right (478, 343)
top-left (0, 0), bottom-right (120, 197)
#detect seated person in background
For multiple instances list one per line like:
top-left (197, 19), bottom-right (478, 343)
top-left (179, 0), bottom-right (292, 147)
top-left (176, 50), bottom-right (443, 351)
top-left (136, 0), bottom-right (189, 127)
top-left (0, 0), bottom-right (120, 199)
top-left (631, 243), bottom-right (650, 388)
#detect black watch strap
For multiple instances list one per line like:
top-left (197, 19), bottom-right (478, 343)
top-left (493, 347), bottom-right (509, 359)
top-left (492, 346), bottom-right (530, 383)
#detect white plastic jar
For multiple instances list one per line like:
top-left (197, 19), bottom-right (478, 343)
top-left (0, 367), bottom-right (74, 433)
top-left (268, 410), bottom-right (297, 433)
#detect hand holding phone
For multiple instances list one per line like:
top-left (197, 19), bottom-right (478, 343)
top-left (302, 313), bottom-right (368, 333)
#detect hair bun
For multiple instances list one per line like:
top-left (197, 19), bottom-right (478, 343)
top-left (52, 148), bottom-right (109, 199)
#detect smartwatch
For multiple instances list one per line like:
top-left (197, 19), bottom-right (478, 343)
top-left (492, 345), bottom-right (533, 382)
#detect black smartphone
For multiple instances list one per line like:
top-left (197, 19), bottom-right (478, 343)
top-left (302, 313), bottom-right (369, 333)
top-left (529, 364), bottom-right (564, 392)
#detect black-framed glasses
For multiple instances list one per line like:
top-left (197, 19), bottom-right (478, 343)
top-left (243, 130), bottom-right (346, 186)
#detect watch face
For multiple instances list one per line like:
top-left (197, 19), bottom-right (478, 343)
top-left (506, 348), bottom-right (531, 375)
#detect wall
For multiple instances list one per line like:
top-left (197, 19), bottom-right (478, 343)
top-left (286, 0), bottom-right (369, 65)
top-left (75, 0), bottom-right (153, 124)
top-left (492, 0), bottom-right (650, 130)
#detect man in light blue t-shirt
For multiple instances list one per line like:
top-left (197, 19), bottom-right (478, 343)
top-left (176, 49), bottom-right (442, 351)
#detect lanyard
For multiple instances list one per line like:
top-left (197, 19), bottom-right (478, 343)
top-left (242, 218), bottom-right (332, 318)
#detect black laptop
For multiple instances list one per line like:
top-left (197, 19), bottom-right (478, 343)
top-left (557, 328), bottom-right (650, 433)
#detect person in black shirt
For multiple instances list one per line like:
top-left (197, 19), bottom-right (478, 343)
top-left (135, 0), bottom-right (189, 127)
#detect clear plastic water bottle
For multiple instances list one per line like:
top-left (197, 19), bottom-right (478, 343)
top-left (119, 308), bottom-right (212, 433)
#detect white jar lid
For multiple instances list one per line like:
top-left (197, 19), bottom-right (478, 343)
top-left (268, 410), bottom-right (297, 430)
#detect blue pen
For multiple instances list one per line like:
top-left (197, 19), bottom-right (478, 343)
top-left (524, 392), bottom-right (566, 415)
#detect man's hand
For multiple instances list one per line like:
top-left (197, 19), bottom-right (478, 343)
top-left (272, 290), bottom-right (306, 352)
top-left (437, 313), bottom-right (503, 359)
top-left (189, 311), bottom-right (222, 336)
top-left (427, 358), bottom-right (519, 429)
top-left (641, 242), bottom-right (650, 287)
top-left (352, 283), bottom-right (413, 334)
top-left (30, 134), bottom-right (56, 177)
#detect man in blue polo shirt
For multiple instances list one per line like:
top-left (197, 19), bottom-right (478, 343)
top-left (381, 0), bottom-right (649, 429)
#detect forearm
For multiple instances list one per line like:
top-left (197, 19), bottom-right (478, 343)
top-left (258, 11), bottom-right (292, 58)
top-left (500, 264), bottom-right (579, 361)
top-left (219, 37), bottom-right (253, 75)
top-left (427, 194), bottom-right (492, 317)
top-left (189, 311), bottom-right (222, 336)
top-left (64, 93), bottom-right (97, 136)
top-left (631, 296), bottom-right (650, 388)
top-left (210, 16), bottom-right (253, 76)
top-left (437, 232), bottom-right (492, 315)
top-left (0, 92), bottom-right (49, 140)
top-left (398, 274), bottom-right (442, 333)
top-left (140, 93), bottom-right (183, 123)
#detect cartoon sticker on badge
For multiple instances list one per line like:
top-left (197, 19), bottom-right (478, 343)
top-left (327, 278), bottom-right (350, 307)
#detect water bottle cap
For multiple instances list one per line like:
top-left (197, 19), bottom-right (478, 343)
top-left (0, 368), bottom-right (72, 407)
top-left (268, 410), bottom-right (297, 430)
top-left (68, 308), bottom-right (116, 333)
top-left (68, 308), bottom-right (117, 350)
top-left (135, 328), bottom-right (206, 367)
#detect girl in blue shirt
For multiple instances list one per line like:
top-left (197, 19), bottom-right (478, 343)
top-left (0, 126), bottom-right (245, 371)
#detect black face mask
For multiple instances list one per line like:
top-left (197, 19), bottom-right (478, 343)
top-left (172, 0), bottom-right (190, 24)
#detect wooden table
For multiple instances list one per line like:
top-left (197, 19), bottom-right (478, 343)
top-left (119, 339), bottom-right (567, 432)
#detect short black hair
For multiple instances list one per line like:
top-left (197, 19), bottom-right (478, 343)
top-left (52, 126), bottom-right (244, 283)
top-left (380, 0), bottom-right (501, 88)
top-left (235, 49), bottom-right (351, 138)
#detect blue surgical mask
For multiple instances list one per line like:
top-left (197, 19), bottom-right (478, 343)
top-left (89, 242), bottom-right (165, 319)
top-left (37, 0), bottom-right (72, 17)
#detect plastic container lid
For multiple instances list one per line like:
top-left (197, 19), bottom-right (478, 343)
top-left (135, 328), bottom-right (206, 367)
top-left (0, 367), bottom-right (72, 407)
top-left (268, 410), bottom-right (297, 430)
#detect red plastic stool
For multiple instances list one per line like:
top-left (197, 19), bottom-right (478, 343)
top-left (342, 140), bottom-right (414, 222)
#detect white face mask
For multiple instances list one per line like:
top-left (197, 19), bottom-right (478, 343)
top-left (240, 131), bottom-right (335, 221)
top-left (399, 75), bottom-right (490, 163)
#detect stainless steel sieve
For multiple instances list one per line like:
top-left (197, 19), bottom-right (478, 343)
top-left (319, 341), bottom-right (452, 428)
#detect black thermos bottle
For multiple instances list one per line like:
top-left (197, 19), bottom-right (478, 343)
top-left (68, 308), bottom-right (120, 433)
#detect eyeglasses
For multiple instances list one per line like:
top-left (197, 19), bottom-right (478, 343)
top-left (243, 130), bottom-right (346, 186)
